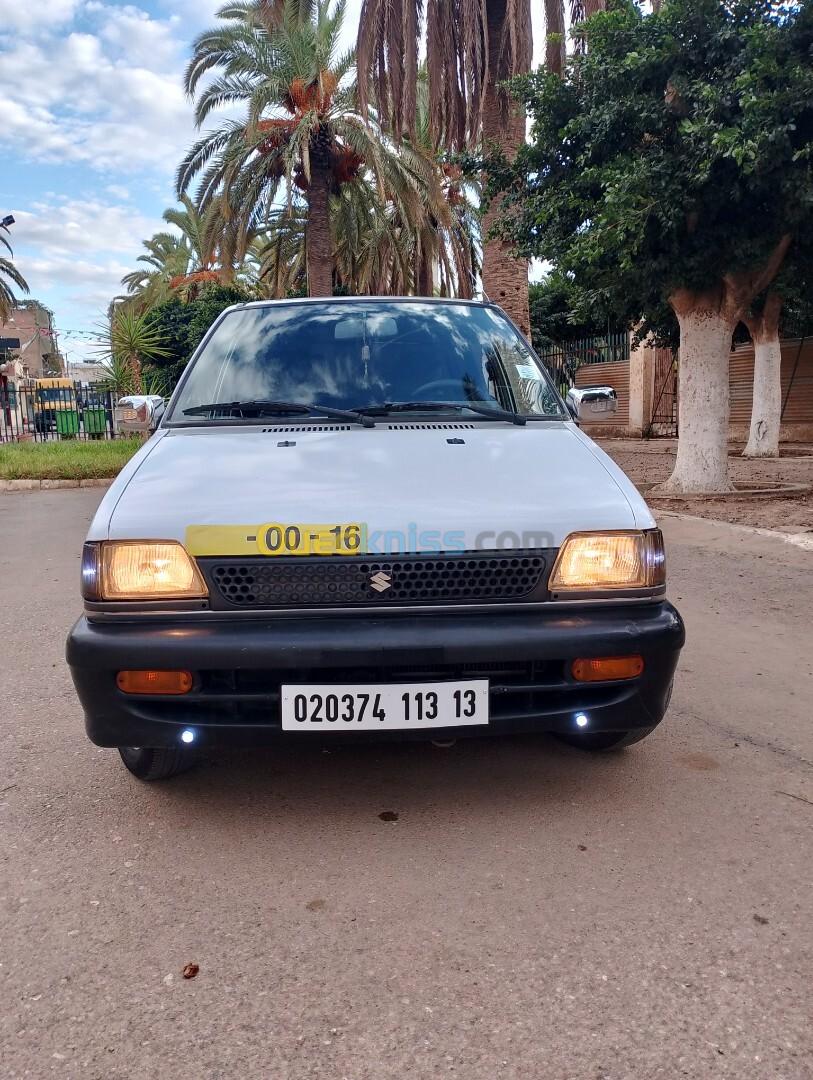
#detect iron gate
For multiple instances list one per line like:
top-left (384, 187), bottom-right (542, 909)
top-left (0, 383), bottom-right (122, 442)
top-left (645, 348), bottom-right (678, 437)
top-left (535, 332), bottom-right (630, 399)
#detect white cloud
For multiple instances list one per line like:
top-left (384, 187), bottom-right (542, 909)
top-left (10, 196), bottom-right (166, 318)
top-left (13, 197), bottom-right (163, 258)
top-left (0, 0), bottom-right (80, 32)
top-left (99, 6), bottom-right (182, 67)
top-left (0, 5), bottom-right (196, 173)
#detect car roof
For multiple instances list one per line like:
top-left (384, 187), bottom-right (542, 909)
top-left (232, 296), bottom-right (493, 311)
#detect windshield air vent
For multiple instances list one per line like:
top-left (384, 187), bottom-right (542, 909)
top-left (261, 425), bottom-right (352, 433)
top-left (386, 422), bottom-right (476, 430)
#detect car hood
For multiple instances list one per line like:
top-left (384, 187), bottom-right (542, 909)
top-left (98, 422), bottom-right (654, 551)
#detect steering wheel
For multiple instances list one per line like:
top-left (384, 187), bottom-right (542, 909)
top-left (409, 379), bottom-right (465, 400)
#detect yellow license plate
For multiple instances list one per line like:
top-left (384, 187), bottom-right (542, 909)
top-left (186, 522), bottom-right (367, 557)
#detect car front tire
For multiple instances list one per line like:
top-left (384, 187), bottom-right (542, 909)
top-left (118, 746), bottom-right (196, 781)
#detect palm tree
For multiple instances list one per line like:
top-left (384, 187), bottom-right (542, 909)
top-left (120, 231), bottom-right (193, 309)
top-left (356, 0), bottom-right (532, 334)
top-left (178, 0), bottom-right (428, 296)
top-left (121, 192), bottom-right (262, 310)
top-left (405, 67), bottom-right (480, 299)
top-left (545, 0), bottom-right (567, 75)
top-left (544, 2), bottom-right (608, 76)
top-left (253, 168), bottom-right (478, 299)
top-left (570, 0), bottom-right (605, 53)
top-left (0, 222), bottom-right (29, 323)
top-left (254, 206), bottom-right (309, 296)
top-left (98, 308), bottom-right (171, 394)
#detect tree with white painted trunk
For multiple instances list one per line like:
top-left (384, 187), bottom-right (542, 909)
top-left (481, 0), bottom-right (813, 492)
top-left (743, 290), bottom-right (784, 459)
top-left (741, 232), bottom-right (813, 459)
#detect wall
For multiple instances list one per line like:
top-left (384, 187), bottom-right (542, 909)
top-left (729, 337), bottom-right (813, 442)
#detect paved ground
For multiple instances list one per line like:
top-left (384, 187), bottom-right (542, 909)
top-left (1, 490), bottom-right (811, 1080)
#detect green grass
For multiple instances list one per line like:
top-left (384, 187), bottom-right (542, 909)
top-left (0, 438), bottom-right (143, 480)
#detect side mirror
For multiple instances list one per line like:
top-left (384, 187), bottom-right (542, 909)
top-left (114, 395), bottom-right (165, 434)
top-left (565, 386), bottom-right (618, 423)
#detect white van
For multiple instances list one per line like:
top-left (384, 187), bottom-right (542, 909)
top-left (67, 298), bottom-right (684, 780)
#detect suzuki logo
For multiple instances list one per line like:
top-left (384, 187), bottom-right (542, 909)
top-left (369, 571), bottom-right (392, 593)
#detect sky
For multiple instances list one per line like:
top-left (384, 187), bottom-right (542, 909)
top-left (0, 0), bottom-right (547, 366)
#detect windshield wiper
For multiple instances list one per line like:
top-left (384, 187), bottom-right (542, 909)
top-left (356, 401), bottom-right (527, 426)
top-left (181, 399), bottom-right (375, 428)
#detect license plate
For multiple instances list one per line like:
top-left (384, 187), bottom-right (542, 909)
top-left (280, 680), bottom-right (489, 731)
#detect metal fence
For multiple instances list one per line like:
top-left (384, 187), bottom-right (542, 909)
top-left (535, 332), bottom-right (630, 398)
top-left (0, 383), bottom-right (124, 443)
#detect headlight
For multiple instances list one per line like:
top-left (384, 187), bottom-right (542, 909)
top-left (549, 530), bottom-right (665, 593)
top-left (82, 541), bottom-right (207, 601)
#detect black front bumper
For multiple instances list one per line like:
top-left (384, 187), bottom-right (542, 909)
top-left (67, 603), bottom-right (684, 748)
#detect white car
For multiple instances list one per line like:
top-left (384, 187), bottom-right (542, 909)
top-left (67, 298), bottom-right (684, 780)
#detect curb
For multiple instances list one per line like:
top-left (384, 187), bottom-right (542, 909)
top-left (656, 509), bottom-right (813, 552)
top-left (642, 481), bottom-right (811, 500)
top-left (0, 478), bottom-right (114, 492)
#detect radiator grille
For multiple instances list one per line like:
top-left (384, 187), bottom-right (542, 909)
top-left (203, 550), bottom-right (550, 609)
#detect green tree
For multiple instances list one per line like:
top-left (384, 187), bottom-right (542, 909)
top-left (142, 285), bottom-right (249, 388)
top-left (485, 0), bottom-right (813, 492)
top-left (179, 0), bottom-right (430, 297)
top-left (528, 272), bottom-right (609, 351)
top-left (0, 222), bottom-right (29, 322)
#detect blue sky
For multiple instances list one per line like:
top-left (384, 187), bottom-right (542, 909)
top-left (0, 0), bottom-right (546, 365)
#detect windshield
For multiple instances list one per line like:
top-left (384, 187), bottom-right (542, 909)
top-left (39, 387), bottom-right (72, 403)
top-left (168, 301), bottom-right (565, 421)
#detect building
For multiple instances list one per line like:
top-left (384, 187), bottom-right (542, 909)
top-left (68, 360), bottom-right (108, 385)
top-left (0, 301), bottom-right (62, 381)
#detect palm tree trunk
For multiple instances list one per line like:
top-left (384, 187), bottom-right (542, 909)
top-left (544, 0), bottom-right (566, 75)
top-left (417, 227), bottom-right (435, 296)
top-left (417, 259), bottom-right (434, 297)
top-left (482, 0), bottom-right (531, 338)
top-left (306, 165), bottom-right (333, 297)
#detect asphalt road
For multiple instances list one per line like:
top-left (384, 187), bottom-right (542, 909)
top-left (1, 490), bottom-right (811, 1079)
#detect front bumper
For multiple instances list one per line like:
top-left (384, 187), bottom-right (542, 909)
top-left (67, 603), bottom-right (685, 748)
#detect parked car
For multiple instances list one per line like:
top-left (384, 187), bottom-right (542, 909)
top-left (114, 394), bottom-right (166, 434)
top-left (66, 298), bottom-right (684, 780)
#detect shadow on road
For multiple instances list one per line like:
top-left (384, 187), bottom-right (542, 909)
top-left (113, 732), bottom-right (671, 831)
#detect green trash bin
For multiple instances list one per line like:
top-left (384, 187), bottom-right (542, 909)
top-left (56, 410), bottom-right (80, 438)
top-left (83, 408), bottom-right (107, 437)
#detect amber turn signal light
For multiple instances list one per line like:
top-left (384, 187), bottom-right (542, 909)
top-left (116, 670), bottom-right (193, 695)
top-left (571, 656), bottom-right (644, 682)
